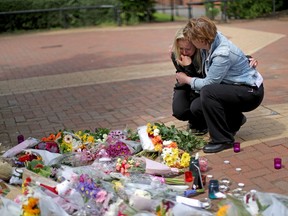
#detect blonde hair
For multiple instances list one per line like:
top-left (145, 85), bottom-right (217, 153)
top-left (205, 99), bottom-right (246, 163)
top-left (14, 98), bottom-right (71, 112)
top-left (183, 16), bottom-right (217, 45)
top-left (172, 27), bottom-right (201, 72)
top-left (172, 27), bottom-right (186, 61)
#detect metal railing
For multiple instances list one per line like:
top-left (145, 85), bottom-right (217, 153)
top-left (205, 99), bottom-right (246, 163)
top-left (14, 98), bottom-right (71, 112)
top-left (187, 0), bottom-right (228, 21)
top-left (0, 5), bottom-right (122, 28)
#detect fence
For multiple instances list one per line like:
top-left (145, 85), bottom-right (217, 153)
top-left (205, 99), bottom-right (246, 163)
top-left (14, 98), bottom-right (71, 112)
top-left (0, 2), bottom-right (228, 32)
top-left (0, 5), bottom-right (122, 29)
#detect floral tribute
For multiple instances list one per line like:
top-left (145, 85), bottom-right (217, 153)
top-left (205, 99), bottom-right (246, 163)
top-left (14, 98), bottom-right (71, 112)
top-left (147, 123), bottom-right (191, 169)
top-left (75, 174), bottom-right (108, 204)
top-left (115, 157), bottom-right (145, 177)
top-left (18, 177), bottom-right (41, 216)
top-left (105, 141), bottom-right (131, 158)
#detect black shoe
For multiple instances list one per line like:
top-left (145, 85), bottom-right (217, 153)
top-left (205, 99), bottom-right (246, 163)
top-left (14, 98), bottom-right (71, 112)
top-left (203, 142), bottom-right (233, 153)
top-left (232, 115), bottom-right (247, 136)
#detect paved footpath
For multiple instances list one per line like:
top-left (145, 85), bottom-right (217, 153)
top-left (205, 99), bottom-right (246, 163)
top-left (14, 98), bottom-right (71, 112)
top-left (0, 16), bottom-right (288, 202)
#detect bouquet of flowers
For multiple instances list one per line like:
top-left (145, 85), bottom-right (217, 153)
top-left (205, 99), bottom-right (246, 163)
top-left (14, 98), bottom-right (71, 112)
top-left (25, 159), bottom-right (52, 178)
top-left (106, 141), bottom-right (132, 158)
top-left (115, 157), bottom-right (145, 177)
top-left (75, 174), bottom-right (108, 203)
top-left (15, 177), bottom-right (41, 216)
top-left (55, 131), bottom-right (83, 154)
top-left (146, 123), bottom-right (192, 169)
top-left (146, 122), bottom-right (207, 153)
top-left (161, 144), bottom-right (191, 169)
top-left (73, 174), bottom-right (111, 215)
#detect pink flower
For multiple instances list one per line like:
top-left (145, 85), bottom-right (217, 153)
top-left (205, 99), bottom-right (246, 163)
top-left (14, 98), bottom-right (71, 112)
top-left (96, 190), bottom-right (107, 203)
top-left (120, 167), bottom-right (125, 175)
top-left (116, 164), bottom-right (121, 171)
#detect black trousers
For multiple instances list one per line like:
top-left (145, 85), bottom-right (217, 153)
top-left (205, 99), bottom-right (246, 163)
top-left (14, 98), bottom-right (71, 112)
top-left (173, 83), bottom-right (264, 143)
top-left (172, 84), bottom-right (207, 130)
top-left (200, 83), bottom-right (264, 144)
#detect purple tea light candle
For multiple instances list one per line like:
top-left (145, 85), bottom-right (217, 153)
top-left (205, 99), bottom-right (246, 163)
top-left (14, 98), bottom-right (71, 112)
top-left (233, 142), bottom-right (241, 153)
top-left (274, 157), bottom-right (282, 169)
top-left (17, 134), bottom-right (24, 144)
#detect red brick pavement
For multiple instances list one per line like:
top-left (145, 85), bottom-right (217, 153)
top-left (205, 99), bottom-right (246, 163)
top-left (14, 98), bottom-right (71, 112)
top-left (1, 17), bottom-right (288, 206)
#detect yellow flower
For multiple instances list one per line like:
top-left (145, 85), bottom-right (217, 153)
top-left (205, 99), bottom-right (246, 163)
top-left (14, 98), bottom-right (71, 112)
top-left (87, 135), bottom-right (94, 143)
top-left (22, 197), bottom-right (40, 216)
top-left (154, 144), bottom-right (163, 152)
top-left (82, 134), bottom-right (88, 141)
top-left (216, 205), bottom-right (229, 216)
top-left (112, 181), bottom-right (124, 191)
top-left (180, 152), bottom-right (191, 167)
top-left (147, 123), bottom-right (152, 133)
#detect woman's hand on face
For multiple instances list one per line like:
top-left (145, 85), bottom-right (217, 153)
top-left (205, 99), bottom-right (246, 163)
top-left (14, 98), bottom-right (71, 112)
top-left (249, 57), bottom-right (258, 68)
top-left (176, 72), bottom-right (192, 85)
top-left (177, 55), bottom-right (192, 66)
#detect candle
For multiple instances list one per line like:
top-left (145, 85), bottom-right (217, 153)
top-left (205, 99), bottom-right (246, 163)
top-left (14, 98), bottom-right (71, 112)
top-left (184, 171), bottom-right (193, 182)
top-left (274, 157), bottom-right (282, 169)
top-left (17, 134), bottom-right (24, 144)
top-left (234, 142), bottom-right (241, 153)
top-left (199, 157), bottom-right (208, 172)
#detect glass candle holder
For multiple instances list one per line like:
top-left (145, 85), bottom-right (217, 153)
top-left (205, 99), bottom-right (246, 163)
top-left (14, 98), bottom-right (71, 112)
top-left (274, 157), bottom-right (282, 169)
top-left (199, 197), bottom-right (211, 209)
top-left (17, 134), bottom-right (24, 144)
top-left (199, 157), bottom-right (208, 172)
top-left (184, 171), bottom-right (193, 182)
top-left (233, 142), bottom-right (241, 153)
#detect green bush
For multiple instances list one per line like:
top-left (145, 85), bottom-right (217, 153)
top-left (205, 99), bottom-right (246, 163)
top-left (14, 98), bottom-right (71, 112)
top-left (118, 0), bottom-right (156, 24)
top-left (205, 2), bottom-right (220, 20)
top-left (0, 0), bottom-right (156, 32)
top-left (0, 0), bottom-right (118, 32)
top-left (226, 0), bottom-right (283, 19)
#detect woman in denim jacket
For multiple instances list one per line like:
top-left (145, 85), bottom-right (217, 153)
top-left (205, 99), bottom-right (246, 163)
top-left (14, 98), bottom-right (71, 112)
top-left (176, 16), bottom-right (264, 153)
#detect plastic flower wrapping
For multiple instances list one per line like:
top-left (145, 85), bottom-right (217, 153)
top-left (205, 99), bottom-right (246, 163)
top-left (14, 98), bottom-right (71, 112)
top-left (1, 123), bottom-right (251, 216)
top-left (216, 191), bottom-right (288, 216)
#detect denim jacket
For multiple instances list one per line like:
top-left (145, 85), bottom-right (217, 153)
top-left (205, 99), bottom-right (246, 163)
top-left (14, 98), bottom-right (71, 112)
top-left (190, 32), bottom-right (263, 91)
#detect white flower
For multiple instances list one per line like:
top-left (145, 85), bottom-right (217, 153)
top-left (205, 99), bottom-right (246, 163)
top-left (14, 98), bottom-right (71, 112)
top-left (63, 134), bottom-right (73, 143)
top-left (102, 134), bottom-right (108, 139)
top-left (163, 140), bottom-right (172, 146)
top-left (161, 147), bottom-right (172, 157)
top-left (153, 128), bottom-right (160, 136)
top-left (72, 139), bottom-right (81, 149)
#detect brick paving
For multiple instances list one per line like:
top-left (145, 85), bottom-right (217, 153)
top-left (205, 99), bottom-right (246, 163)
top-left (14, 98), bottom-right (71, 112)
top-left (0, 17), bottom-right (288, 205)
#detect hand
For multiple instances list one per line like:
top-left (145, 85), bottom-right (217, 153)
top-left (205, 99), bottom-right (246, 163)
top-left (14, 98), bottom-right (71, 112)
top-left (177, 55), bottom-right (192, 66)
top-left (249, 57), bottom-right (258, 68)
top-left (176, 72), bottom-right (192, 85)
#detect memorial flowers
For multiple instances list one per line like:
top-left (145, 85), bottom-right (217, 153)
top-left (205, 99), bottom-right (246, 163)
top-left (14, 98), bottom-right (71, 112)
top-left (19, 177), bottom-right (41, 216)
top-left (75, 174), bottom-right (108, 204)
top-left (161, 144), bottom-right (191, 168)
top-left (106, 141), bottom-right (131, 158)
top-left (147, 122), bottom-right (207, 153)
top-left (115, 157), bottom-right (145, 176)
